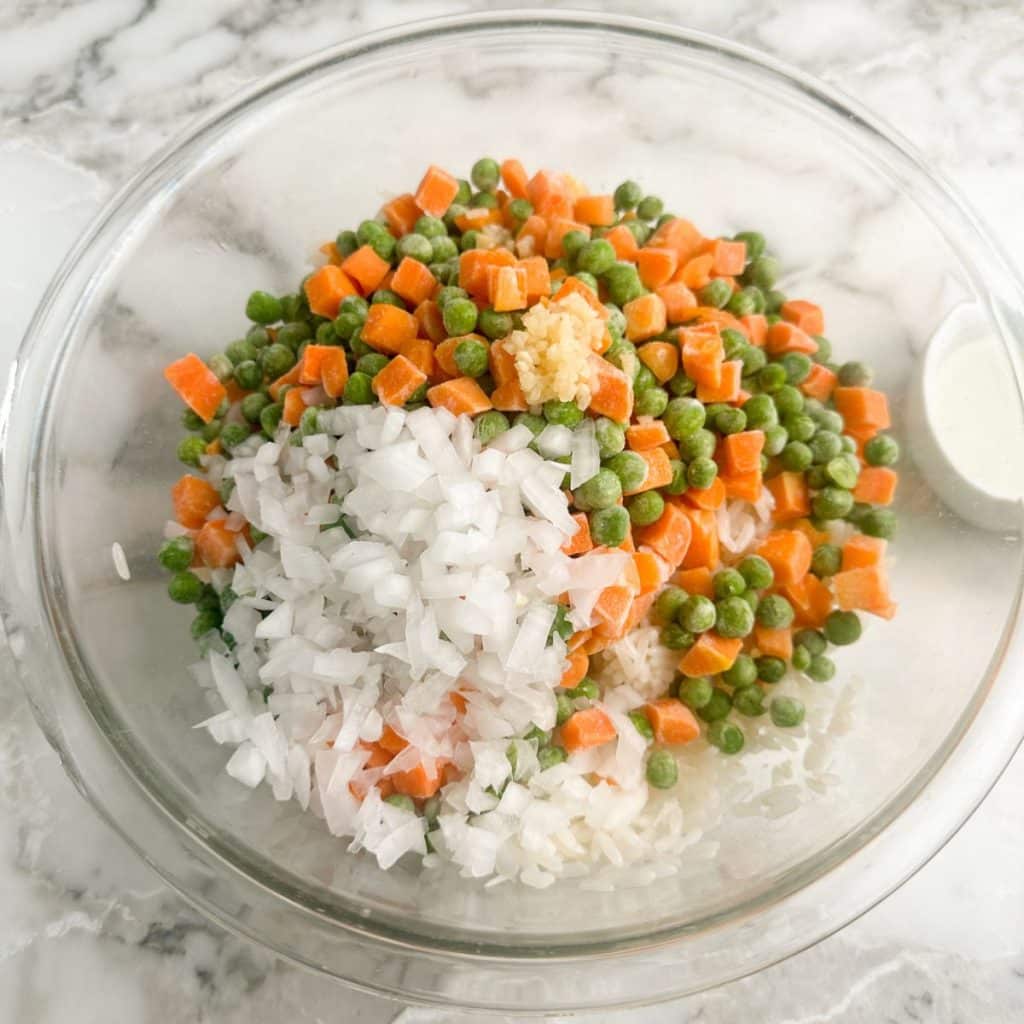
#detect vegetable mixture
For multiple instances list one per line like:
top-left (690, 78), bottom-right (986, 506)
top-left (160, 158), bottom-right (898, 873)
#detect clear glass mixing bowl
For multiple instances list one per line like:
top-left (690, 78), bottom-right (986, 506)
top-left (3, 11), bottom-right (1024, 1014)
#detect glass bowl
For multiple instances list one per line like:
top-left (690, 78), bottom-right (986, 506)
top-left (3, 11), bottom-right (1024, 1015)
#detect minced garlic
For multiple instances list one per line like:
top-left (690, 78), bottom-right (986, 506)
top-left (502, 291), bottom-right (604, 408)
top-left (475, 224), bottom-right (515, 251)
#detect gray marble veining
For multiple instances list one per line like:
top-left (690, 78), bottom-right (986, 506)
top-left (1, 2), bottom-right (1023, 1021)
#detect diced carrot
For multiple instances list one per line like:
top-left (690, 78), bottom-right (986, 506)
top-left (562, 512), bottom-right (594, 556)
top-left (800, 363), bottom-right (837, 402)
top-left (622, 590), bottom-right (657, 633)
top-left (268, 361), bottom-right (303, 401)
top-left (626, 419), bottom-right (671, 451)
top-left (680, 328), bottom-right (724, 389)
top-left (720, 430), bottom-right (765, 475)
top-left (624, 447), bottom-right (674, 496)
top-left (361, 303), bottom-right (419, 354)
top-left (617, 527), bottom-right (636, 553)
top-left (791, 517), bottom-right (830, 548)
top-left (635, 501), bottom-right (692, 566)
top-left (391, 759), bottom-right (444, 799)
top-left (842, 534), bottom-right (887, 570)
top-left (560, 649), bottom-right (590, 689)
top-left (205, 438), bottom-right (222, 456)
top-left (678, 632), bottom-right (743, 677)
top-left (766, 321), bottom-right (818, 356)
top-left (581, 634), bottom-right (611, 657)
top-left (458, 248), bottom-right (516, 296)
top-left (696, 360), bottom-right (742, 403)
top-left (605, 224), bottom-right (639, 261)
top-left (754, 625), bottom-right (793, 660)
top-left (433, 336), bottom-right (461, 378)
top-left (163, 353), bottom-right (227, 424)
top-left (636, 247), bottom-right (679, 290)
top-left (195, 519), bottom-right (242, 569)
top-left (488, 264), bottom-right (528, 311)
top-left (491, 380), bottom-right (528, 411)
top-left (282, 387), bottom-right (306, 427)
top-left (674, 566), bottom-right (714, 598)
top-left (414, 164), bottom-right (459, 217)
top-left (721, 469), bottom-right (763, 503)
top-left (687, 306), bottom-right (748, 337)
top-left (304, 264), bottom-right (357, 318)
top-left (682, 475), bottom-right (726, 510)
top-left (373, 354), bottom-right (427, 407)
top-left (171, 474), bottom-right (221, 529)
top-left (679, 507), bottom-right (719, 570)
top-left (553, 276), bottom-right (610, 320)
top-left (500, 158), bottom-right (529, 199)
top-left (781, 573), bottom-right (834, 630)
top-left (390, 257), bottom-right (437, 307)
top-left (561, 707), bottom-right (617, 753)
top-left (853, 466), bottom-right (898, 505)
top-left (756, 529), bottom-right (812, 585)
top-left (644, 698), bottom-right (700, 745)
top-left (568, 629), bottom-right (592, 652)
top-left (489, 341), bottom-right (518, 386)
top-left (833, 387), bottom-right (891, 432)
top-left (319, 240), bottom-right (343, 265)
top-left (398, 336), bottom-right (433, 380)
top-left (455, 206), bottom-right (504, 233)
top-left (382, 193), bottom-right (423, 236)
top-left (515, 215), bottom-right (548, 257)
top-left (320, 347), bottom-right (350, 399)
top-left (635, 342), bottom-right (678, 384)
top-left (593, 585), bottom-right (635, 640)
top-left (360, 741), bottom-right (394, 768)
top-left (342, 245), bottom-right (391, 295)
top-left (379, 725), bottom-right (408, 755)
top-left (573, 194), bottom-right (615, 226)
top-left (740, 314), bottom-right (768, 347)
top-left (587, 355), bottom-right (633, 422)
top-left (222, 378), bottom-right (247, 405)
top-left (633, 550), bottom-right (664, 594)
top-left (678, 252), bottom-right (714, 289)
top-left (624, 293), bottom-right (667, 342)
top-left (766, 471), bottom-right (810, 521)
top-left (834, 564), bottom-right (895, 618)
top-left (297, 344), bottom-right (335, 386)
top-left (516, 256), bottom-right (551, 302)
top-left (648, 217), bottom-right (704, 262)
top-left (781, 299), bottom-right (825, 336)
top-left (545, 217), bottom-right (591, 260)
top-left (707, 238), bottom-right (746, 275)
top-left (427, 376), bottom-right (493, 416)
top-left (657, 282), bottom-right (698, 324)
top-left (536, 191), bottom-right (574, 221)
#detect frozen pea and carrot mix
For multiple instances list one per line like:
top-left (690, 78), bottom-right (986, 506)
top-left (159, 158), bottom-right (898, 884)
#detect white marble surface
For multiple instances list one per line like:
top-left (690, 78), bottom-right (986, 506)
top-left (2, 2), bottom-right (1023, 1021)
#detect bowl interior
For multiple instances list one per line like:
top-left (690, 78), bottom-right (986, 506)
top-left (30, 13), bottom-right (1024, 980)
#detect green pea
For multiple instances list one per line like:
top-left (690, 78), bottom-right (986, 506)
top-left (724, 287), bottom-right (759, 318)
top-left (316, 322), bottom-right (341, 347)
top-left (556, 692), bottom-right (574, 726)
top-left (225, 338), bottom-right (258, 366)
top-left (543, 400), bottom-right (584, 428)
top-left (433, 286), bottom-right (466, 310)
top-left (661, 397), bottom-right (704, 440)
top-left (576, 239), bottom-right (616, 276)
top-left (812, 486), bottom-right (854, 520)
top-left (723, 654), bottom-right (758, 690)
top-left (756, 594), bottom-right (794, 629)
top-left (808, 543), bottom-right (841, 578)
top-left (743, 254), bottom-right (777, 290)
top-left (780, 352), bottom-right (812, 384)
top-left (208, 353), bottom-right (234, 384)
top-left (550, 605), bottom-right (574, 645)
top-left (838, 361), bottom-right (873, 387)
top-left (470, 157), bottom-right (500, 191)
top-left (276, 321), bottom-right (313, 351)
top-left (573, 468), bottom-right (622, 511)
top-left (733, 231), bottom-right (766, 263)
top-left (739, 394), bottom-right (774, 430)
top-left (662, 459), bottom-right (686, 496)
top-left (794, 629), bottom-right (827, 657)
top-left (613, 180), bottom-right (643, 210)
top-left (783, 414), bottom-right (816, 444)
top-left (589, 418), bottom-right (623, 461)
top-left (635, 386), bottom-right (668, 417)
top-left (646, 749), bottom-right (678, 789)
top-left (588, 505), bottom-right (630, 548)
top-left (810, 334), bottom-right (832, 363)
top-left (697, 279), bottom-right (731, 309)
top-left (168, 571), bottom-right (204, 604)
top-left (176, 436), bottom-right (206, 467)
top-left (475, 410), bottom-right (510, 445)
top-left (246, 290), bottom-right (282, 325)
top-left (220, 422), bottom-right (250, 449)
top-left (713, 569), bottom-right (746, 600)
top-left (473, 192), bottom-right (501, 212)
top-left (764, 290), bottom-right (787, 314)
top-left (158, 536), bottom-right (195, 573)
top-left (791, 644), bottom-right (812, 672)
top-left (735, 555), bottom-right (772, 593)
top-left (603, 262), bottom-right (645, 306)
top-left (411, 214), bottom-right (446, 239)
top-left (430, 235), bottom-right (459, 263)
top-left (678, 594), bottom-right (716, 633)
top-left (655, 586), bottom-right (688, 623)
top-left (809, 430), bottom-right (842, 464)
top-left (515, 412), bottom-right (547, 437)
top-left (442, 298), bottom-right (478, 336)
top-left (501, 197), bottom-right (532, 224)
top-left (343, 371), bottom-right (374, 405)
top-left (668, 371), bottom-right (697, 396)
top-left (633, 365), bottom-right (658, 395)
top-left (477, 308), bottom-right (512, 342)
top-left (191, 609), bottom-right (223, 642)
top-left (806, 466), bottom-right (829, 490)
top-left (698, 688), bottom-right (732, 723)
top-left (740, 346), bottom-right (767, 378)
top-left (604, 451), bottom-right (648, 492)
top-left (865, 434), bottom-right (900, 466)
top-left (360, 225), bottom-right (396, 262)
top-left (807, 654), bottom-right (836, 682)
top-left (333, 311), bottom-right (365, 342)
top-left (773, 384), bottom-right (804, 418)
top-left (678, 676), bottom-right (714, 710)
top-left (259, 401), bottom-right (283, 436)
top-left (407, 381), bottom-right (429, 405)
top-left (538, 745), bottom-right (567, 771)
top-left (762, 424), bottom-right (788, 457)
top-left (634, 194), bottom-right (662, 220)
top-left (860, 508), bottom-right (897, 539)
top-left (626, 709), bottom-right (654, 741)
top-left (181, 407), bottom-right (206, 432)
top-left (714, 407), bottom-right (747, 435)
top-left (372, 289), bottom-right (407, 309)
top-left (715, 596), bottom-right (755, 638)
top-left (554, 230), bottom-right (587, 264)
top-left (756, 656), bottom-right (787, 684)
top-left (450, 178), bottom-right (471, 206)
top-left (770, 697), bottom-right (805, 728)
top-left (719, 328), bottom-right (746, 361)
top-left (759, 362), bottom-right (787, 393)
top-left (356, 353), bottom-right (389, 377)
top-left (454, 338), bottom-right (490, 378)
top-left (707, 720), bottom-right (744, 753)
top-left (779, 441), bottom-right (812, 473)
top-left (200, 417), bottom-right (223, 443)
top-left (824, 610), bottom-right (862, 647)
top-left (335, 230), bottom-right (358, 257)
top-left (826, 455), bottom-right (860, 489)
top-left (733, 686), bottom-right (766, 717)
top-left (627, 490), bottom-right (665, 526)
top-left (661, 624), bottom-right (696, 650)
top-left (625, 220), bottom-right (652, 246)
top-left (677, 428), bottom-right (716, 461)
top-left (233, 359), bottom-right (262, 391)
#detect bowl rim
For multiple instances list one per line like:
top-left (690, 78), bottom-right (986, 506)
top-left (5, 8), bottom-right (1024, 1012)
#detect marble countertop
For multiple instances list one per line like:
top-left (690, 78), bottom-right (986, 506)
top-left (2, 2), bottom-right (1023, 1021)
